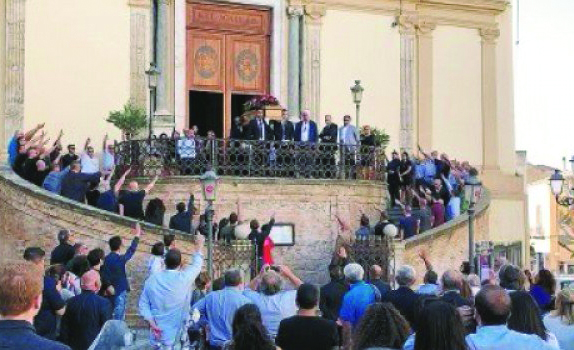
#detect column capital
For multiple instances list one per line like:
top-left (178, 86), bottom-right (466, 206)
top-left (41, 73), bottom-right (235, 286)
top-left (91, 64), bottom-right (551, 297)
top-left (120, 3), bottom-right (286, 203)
top-left (397, 14), bottom-right (418, 35)
top-left (127, 0), bottom-right (152, 7)
top-left (304, 4), bottom-right (326, 24)
top-left (287, 5), bottom-right (304, 18)
top-left (480, 27), bottom-right (500, 44)
top-left (417, 20), bottom-right (436, 36)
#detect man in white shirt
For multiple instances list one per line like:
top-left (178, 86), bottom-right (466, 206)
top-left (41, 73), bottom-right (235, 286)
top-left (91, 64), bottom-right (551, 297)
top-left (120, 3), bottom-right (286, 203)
top-left (101, 134), bottom-right (115, 175)
top-left (80, 138), bottom-right (100, 174)
top-left (177, 129), bottom-right (199, 175)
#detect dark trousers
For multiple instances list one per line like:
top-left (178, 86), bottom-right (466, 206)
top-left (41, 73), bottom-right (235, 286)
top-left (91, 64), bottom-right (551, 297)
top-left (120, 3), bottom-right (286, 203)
top-left (388, 182), bottom-right (400, 207)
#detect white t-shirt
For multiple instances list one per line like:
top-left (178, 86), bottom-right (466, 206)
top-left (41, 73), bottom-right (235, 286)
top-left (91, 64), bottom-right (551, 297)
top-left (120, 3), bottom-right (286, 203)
top-left (301, 122), bottom-right (310, 142)
top-left (80, 153), bottom-right (100, 174)
top-left (177, 138), bottom-right (197, 159)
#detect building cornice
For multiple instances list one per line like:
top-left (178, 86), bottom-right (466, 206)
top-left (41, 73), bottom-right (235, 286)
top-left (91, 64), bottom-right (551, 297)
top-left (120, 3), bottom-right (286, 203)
top-left (128, 0), bottom-right (151, 8)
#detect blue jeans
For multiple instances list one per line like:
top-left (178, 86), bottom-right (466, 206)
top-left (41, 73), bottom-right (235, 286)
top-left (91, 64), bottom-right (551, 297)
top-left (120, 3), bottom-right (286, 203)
top-left (113, 291), bottom-right (128, 320)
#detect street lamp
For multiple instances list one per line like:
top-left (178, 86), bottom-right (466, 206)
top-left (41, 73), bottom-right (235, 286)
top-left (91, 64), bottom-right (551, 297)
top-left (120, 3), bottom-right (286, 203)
top-left (200, 169), bottom-right (219, 283)
top-left (549, 169), bottom-right (574, 207)
top-left (350, 80), bottom-right (364, 128)
top-left (464, 175), bottom-right (483, 274)
top-left (145, 63), bottom-right (160, 139)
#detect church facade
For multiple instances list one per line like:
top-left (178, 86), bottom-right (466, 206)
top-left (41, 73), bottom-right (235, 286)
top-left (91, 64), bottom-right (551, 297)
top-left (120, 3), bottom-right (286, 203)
top-left (0, 0), bottom-right (528, 264)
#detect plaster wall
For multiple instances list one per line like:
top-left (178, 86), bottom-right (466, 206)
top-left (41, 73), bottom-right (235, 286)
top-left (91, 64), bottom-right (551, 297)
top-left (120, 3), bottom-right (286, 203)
top-left (527, 181), bottom-right (551, 253)
top-left (24, 0), bottom-right (131, 147)
top-left (432, 26), bottom-right (482, 166)
top-left (320, 9), bottom-right (401, 151)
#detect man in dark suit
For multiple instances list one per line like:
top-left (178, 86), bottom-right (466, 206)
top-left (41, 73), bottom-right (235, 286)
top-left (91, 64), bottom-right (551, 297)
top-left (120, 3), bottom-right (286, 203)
top-left (381, 265), bottom-right (419, 330)
top-left (247, 109), bottom-right (273, 141)
top-left (440, 270), bottom-right (473, 307)
top-left (168, 194), bottom-right (195, 233)
top-left (274, 109), bottom-right (295, 142)
top-left (294, 110), bottom-right (318, 177)
top-left (320, 264), bottom-right (348, 321)
top-left (318, 114), bottom-right (338, 178)
top-left (368, 265), bottom-right (391, 299)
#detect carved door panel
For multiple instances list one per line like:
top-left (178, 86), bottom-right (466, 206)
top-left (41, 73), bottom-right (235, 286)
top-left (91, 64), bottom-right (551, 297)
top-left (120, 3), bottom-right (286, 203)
top-left (187, 32), bottom-right (225, 91)
top-left (226, 35), bottom-right (269, 94)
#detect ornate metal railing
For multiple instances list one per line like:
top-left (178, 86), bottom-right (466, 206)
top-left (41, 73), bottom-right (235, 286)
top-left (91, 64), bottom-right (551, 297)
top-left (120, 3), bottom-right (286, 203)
top-left (352, 235), bottom-right (393, 283)
top-left (115, 137), bottom-right (387, 180)
top-left (213, 240), bottom-right (254, 282)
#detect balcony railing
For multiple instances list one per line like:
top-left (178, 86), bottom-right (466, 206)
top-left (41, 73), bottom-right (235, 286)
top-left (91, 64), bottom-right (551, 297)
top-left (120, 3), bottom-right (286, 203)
top-left (115, 137), bottom-right (387, 181)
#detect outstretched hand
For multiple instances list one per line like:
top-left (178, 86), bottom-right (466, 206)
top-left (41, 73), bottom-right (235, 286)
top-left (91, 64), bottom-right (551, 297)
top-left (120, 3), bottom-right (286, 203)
top-left (133, 222), bottom-right (142, 237)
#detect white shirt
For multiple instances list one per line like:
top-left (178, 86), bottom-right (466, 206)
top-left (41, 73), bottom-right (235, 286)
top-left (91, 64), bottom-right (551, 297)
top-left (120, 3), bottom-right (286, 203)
top-left (80, 153), bottom-right (100, 174)
top-left (544, 314), bottom-right (574, 350)
top-left (177, 138), bottom-right (196, 159)
top-left (257, 118), bottom-right (266, 140)
top-left (102, 150), bottom-right (115, 171)
top-left (301, 122), bottom-right (310, 142)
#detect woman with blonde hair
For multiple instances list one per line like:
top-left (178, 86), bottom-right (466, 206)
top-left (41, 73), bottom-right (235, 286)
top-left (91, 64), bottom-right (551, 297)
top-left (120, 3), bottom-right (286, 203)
top-left (543, 287), bottom-right (574, 350)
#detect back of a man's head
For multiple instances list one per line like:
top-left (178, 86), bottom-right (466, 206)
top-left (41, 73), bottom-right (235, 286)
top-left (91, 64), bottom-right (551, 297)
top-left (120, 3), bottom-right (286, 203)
top-left (176, 202), bottom-right (186, 213)
top-left (164, 249), bottom-right (182, 270)
top-left (499, 264), bottom-right (521, 291)
top-left (224, 269), bottom-right (242, 287)
top-left (259, 271), bottom-right (283, 295)
top-left (0, 262), bottom-right (43, 317)
top-left (424, 270), bottom-right (438, 285)
top-left (475, 285), bottom-right (511, 326)
top-left (57, 229), bottom-right (70, 244)
top-left (395, 265), bottom-right (416, 287)
top-left (109, 236), bottom-right (122, 252)
top-left (369, 264), bottom-right (383, 280)
top-left (23, 247), bottom-right (45, 266)
top-left (344, 263), bottom-right (364, 283)
top-left (441, 269), bottom-right (462, 291)
top-left (296, 283), bottom-right (319, 310)
top-left (229, 212), bottom-right (238, 224)
top-left (164, 233), bottom-right (176, 248)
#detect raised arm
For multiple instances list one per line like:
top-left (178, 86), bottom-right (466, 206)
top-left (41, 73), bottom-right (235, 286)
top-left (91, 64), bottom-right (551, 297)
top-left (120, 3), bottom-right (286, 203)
top-left (419, 249), bottom-right (433, 272)
top-left (54, 129), bottom-right (63, 146)
top-left (114, 167), bottom-right (131, 195)
top-left (23, 123), bottom-right (45, 141)
top-left (187, 194), bottom-right (195, 216)
top-left (102, 134), bottom-right (109, 152)
top-left (123, 222), bottom-right (142, 262)
top-left (84, 137), bottom-right (91, 152)
top-left (418, 144), bottom-right (431, 159)
top-left (183, 235), bottom-right (205, 279)
top-left (144, 175), bottom-right (159, 194)
top-left (278, 265), bottom-right (303, 288)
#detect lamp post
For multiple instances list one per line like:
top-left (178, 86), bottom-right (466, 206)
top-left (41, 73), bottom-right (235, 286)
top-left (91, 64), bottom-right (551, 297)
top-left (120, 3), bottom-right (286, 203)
top-left (350, 80), bottom-right (364, 128)
top-left (145, 63), bottom-right (160, 139)
top-left (464, 175), bottom-right (483, 273)
top-left (549, 169), bottom-right (574, 207)
top-left (200, 169), bottom-right (219, 283)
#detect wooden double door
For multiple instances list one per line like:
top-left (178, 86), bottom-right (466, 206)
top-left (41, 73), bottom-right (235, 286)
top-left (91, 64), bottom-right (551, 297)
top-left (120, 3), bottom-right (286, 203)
top-left (186, 0), bottom-right (271, 137)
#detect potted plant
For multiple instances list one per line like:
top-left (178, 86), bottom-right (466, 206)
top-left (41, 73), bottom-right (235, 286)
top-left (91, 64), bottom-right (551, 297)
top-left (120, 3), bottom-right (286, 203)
top-left (106, 102), bottom-right (147, 140)
top-left (370, 127), bottom-right (390, 149)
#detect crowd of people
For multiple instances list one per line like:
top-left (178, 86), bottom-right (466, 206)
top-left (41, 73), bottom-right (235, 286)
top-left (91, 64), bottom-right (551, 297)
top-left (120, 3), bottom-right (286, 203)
top-left (1, 220), bottom-right (573, 350)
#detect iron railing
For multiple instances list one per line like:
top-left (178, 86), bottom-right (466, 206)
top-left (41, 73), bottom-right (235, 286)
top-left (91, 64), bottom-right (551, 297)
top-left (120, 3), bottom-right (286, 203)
top-left (115, 137), bottom-right (387, 180)
top-left (352, 235), bottom-right (394, 283)
top-left (213, 240), bottom-right (254, 282)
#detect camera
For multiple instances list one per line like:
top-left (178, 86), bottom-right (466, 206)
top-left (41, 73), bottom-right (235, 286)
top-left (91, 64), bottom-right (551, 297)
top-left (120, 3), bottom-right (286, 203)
top-left (265, 265), bottom-right (281, 273)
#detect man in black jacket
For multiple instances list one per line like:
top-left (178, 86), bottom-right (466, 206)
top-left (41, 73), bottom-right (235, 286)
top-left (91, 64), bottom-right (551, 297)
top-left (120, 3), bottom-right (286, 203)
top-left (273, 109), bottom-right (295, 142)
top-left (318, 115), bottom-right (338, 178)
top-left (60, 161), bottom-right (101, 203)
top-left (319, 264), bottom-right (348, 321)
top-left (169, 194), bottom-right (195, 233)
top-left (50, 229), bottom-right (75, 266)
top-left (60, 270), bottom-right (112, 350)
top-left (381, 265), bottom-right (419, 329)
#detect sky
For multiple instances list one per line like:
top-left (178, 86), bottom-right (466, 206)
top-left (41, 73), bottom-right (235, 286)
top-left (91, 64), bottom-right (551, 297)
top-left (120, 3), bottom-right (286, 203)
top-left (514, 0), bottom-right (574, 169)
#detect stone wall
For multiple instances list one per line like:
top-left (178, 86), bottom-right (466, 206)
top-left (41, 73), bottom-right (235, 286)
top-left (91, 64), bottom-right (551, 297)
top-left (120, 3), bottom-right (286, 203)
top-left (0, 166), bottom-right (386, 320)
top-left (397, 191), bottom-right (490, 284)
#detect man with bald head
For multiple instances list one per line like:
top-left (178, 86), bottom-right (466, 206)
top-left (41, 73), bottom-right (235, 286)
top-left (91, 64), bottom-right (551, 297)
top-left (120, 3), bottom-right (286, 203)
top-left (369, 264), bottom-right (390, 298)
top-left (61, 161), bottom-right (101, 203)
top-left (60, 270), bottom-right (112, 350)
top-left (294, 110), bottom-right (318, 143)
top-left (118, 174), bottom-right (158, 219)
top-left (466, 285), bottom-right (555, 349)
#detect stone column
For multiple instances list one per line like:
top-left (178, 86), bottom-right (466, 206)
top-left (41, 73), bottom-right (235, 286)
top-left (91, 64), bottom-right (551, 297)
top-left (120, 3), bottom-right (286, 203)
top-left (154, 0), bottom-right (173, 126)
top-left (301, 4), bottom-right (325, 121)
top-left (416, 21), bottom-right (436, 151)
top-left (287, 5), bottom-right (303, 119)
top-left (3, 0), bottom-right (25, 154)
top-left (398, 15), bottom-right (416, 153)
top-left (480, 27), bottom-right (500, 170)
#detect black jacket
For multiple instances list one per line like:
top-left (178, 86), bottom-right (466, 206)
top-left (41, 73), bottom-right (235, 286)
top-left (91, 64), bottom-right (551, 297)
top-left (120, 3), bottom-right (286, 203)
top-left (60, 171), bottom-right (101, 203)
top-left (319, 279), bottom-right (348, 321)
top-left (247, 118), bottom-right (273, 141)
top-left (60, 290), bottom-right (112, 350)
top-left (381, 286), bottom-right (419, 329)
top-left (248, 218), bottom-right (275, 257)
top-left (319, 123), bottom-right (338, 143)
top-left (441, 290), bottom-right (473, 307)
top-left (273, 120), bottom-right (295, 141)
top-left (50, 243), bottom-right (76, 266)
top-left (169, 195), bottom-right (195, 233)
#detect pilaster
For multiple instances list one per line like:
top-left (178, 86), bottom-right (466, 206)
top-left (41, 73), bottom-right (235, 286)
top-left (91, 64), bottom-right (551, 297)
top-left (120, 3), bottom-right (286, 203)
top-left (480, 27), bottom-right (500, 171)
top-left (0, 0), bottom-right (6, 163)
top-left (398, 14), bottom-right (417, 153)
top-left (154, 0), bottom-right (175, 129)
top-left (287, 5), bottom-right (303, 119)
top-left (4, 0), bottom-right (25, 154)
top-left (129, 0), bottom-right (150, 109)
top-left (301, 4), bottom-right (326, 121)
top-left (416, 20), bottom-right (436, 151)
